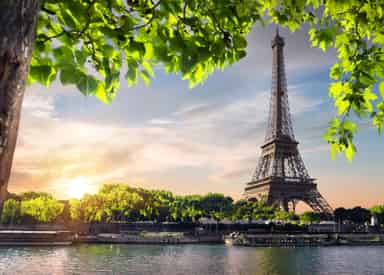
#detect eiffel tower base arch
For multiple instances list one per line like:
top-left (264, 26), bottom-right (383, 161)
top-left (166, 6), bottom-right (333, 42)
top-left (244, 178), bottom-right (333, 215)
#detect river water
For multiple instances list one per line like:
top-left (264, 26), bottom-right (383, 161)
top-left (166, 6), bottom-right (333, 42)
top-left (0, 244), bottom-right (383, 274)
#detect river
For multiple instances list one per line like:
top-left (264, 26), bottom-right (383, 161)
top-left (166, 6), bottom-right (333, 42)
top-left (0, 244), bottom-right (383, 274)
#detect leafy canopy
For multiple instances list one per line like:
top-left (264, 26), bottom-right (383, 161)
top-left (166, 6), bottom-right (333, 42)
top-left (0, 196), bottom-right (64, 224)
top-left (34, 0), bottom-right (260, 102)
top-left (5, 184), bottom-right (383, 225)
top-left (68, 183), bottom-right (285, 223)
top-left (32, 0), bottom-right (384, 160)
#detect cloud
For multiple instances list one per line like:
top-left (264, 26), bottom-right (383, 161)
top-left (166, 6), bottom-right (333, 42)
top-left (148, 119), bottom-right (175, 125)
top-left (21, 93), bottom-right (56, 119)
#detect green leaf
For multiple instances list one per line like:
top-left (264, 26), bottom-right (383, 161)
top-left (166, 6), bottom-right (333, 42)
top-left (94, 83), bottom-right (113, 104)
top-left (236, 50), bottom-right (247, 60)
top-left (142, 61), bottom-right (154, 77)
top-left (58, 9), bottom-right (79, 29)
top-left (373, 116), bottom-right (383, 134)
top-left (102, 44), bottom-right (118, 59)
top-left (126, 62), bottom-right (138, 87)
top-left (330, 117), bottom-right (340, 128)
top-left (144, 43), bottom-right (155, 59)
top-left (233, 35), bottom-right (247, 49)
top-left (315, 27), bottom-right (337, 51)
top-left (128, 41), bottom-right (145, 59)
top-left (53, 46), bottom-right (74, 64)
top-left (329, 82), bottom-right (344, 98)
top-left (141, 70), bottom-right (151, 86)
top-left (329, 63), bottom-right (342, 80)
top-left (29, 65), bottom-right (56, 87)
top-left (75, 49), bottom-right (88, 65)
top-left (379, 81), bottom-right (384, 99)
top-left (342, 120), bottom-right (357, 133)
top-left (60, 67), bottom-right (79, 85)
top-left (76, 74), bottom-right (99, 96)
top-left (345, 141), bottom-right (356, 161)
top-left (330, 143), bottom-right (338, 160)
top-left (323, 126), bottom-right (336, 142)
top-left (335, 96), bottom-right (350, 115)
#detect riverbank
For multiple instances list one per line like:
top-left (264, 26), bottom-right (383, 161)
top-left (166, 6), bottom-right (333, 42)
top-left (225, 233), bottom-right (384, 246)
top-left (0, 229), bottom-right (383, 246)
top-left (0, 222), bottom-right (383, 246)
top-left (0, 229), bottom-right (223, 246)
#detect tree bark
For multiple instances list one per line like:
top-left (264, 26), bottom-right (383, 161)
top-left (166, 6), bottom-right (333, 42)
top-left (0, 0), bottom-right (41, 208)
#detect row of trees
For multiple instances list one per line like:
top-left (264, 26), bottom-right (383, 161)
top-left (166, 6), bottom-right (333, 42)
top-left (1, 184), bottom-right (383, 225)
top-left (334, 206), bottom-right (384, 225)
top-left (1, 192), bottom-right (65, 224)
top-left (68, 184), bottom-right (276, 223)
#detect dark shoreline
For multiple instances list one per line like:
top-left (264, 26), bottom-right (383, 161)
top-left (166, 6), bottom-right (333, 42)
top-left (224, 233), bottom-right (384, 247)
top-left (0, 230), bottom-right (383, 247)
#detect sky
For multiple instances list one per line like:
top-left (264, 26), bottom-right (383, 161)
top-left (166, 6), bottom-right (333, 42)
top-left (9, 24), bottom-right (384, 209)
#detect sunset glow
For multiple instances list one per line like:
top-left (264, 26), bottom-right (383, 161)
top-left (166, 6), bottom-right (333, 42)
top-left (66, 177), bottom-right (91, 199)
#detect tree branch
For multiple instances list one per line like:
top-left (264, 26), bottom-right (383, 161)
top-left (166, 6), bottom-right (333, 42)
top-left (131, 0), bottom-right (162, 31)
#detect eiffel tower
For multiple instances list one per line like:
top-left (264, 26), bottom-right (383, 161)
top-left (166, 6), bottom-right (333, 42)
top-left (244, 29), bottom-right (333, 214)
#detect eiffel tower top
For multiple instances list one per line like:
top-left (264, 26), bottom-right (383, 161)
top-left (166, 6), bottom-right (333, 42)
top-left (264, 28), bottom-right (295, 144)
top-left (271, 27), bottom-right (284, 47)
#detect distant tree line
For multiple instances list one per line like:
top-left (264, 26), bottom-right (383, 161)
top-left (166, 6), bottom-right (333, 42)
top-left (0, 184), bottom-right (383, 226)
top-left (1, 192), bottom-right (64, 224)
top-left (334, 206), bottom-right (384, 225)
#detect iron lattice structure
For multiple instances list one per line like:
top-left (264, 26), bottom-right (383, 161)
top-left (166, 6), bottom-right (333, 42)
top-left (244, 30), bottom-right (333, 214)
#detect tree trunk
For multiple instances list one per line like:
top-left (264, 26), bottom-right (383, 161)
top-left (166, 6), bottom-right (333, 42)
top-left (0, 0), bottom-right (41, 208)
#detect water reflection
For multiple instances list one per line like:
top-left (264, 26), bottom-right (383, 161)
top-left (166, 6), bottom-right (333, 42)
top-left (0, 244), bottom-right (383, 274)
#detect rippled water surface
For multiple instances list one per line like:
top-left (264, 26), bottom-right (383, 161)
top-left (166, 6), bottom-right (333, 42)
top-left (0, 244), bottom-right (383, 275)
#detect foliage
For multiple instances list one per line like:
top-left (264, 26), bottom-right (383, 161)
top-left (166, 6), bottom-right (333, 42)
top-left (20, 196), bottom-right (65, 223)
top-left (231, 199), bottom-right (276, 221)
top-left (334, 207), bottom-right (348, 222)
top-left (168, 193), bottom-right (233, 222)
top-left (68, 198), bottom-right (83, 221)
top-left (71, 184), bottom-right (144, 222)
top-left (299, 211), bottom-right (322, 224)
top-left (0, 199), bottom-right (21, 225)
top-left (198, 193), bottom-right (234, 220)
top-left (18, 191), bottom-right (54, 200)
top-left (68, 184), bottom-right (281, 223)
top-left (370, 205), bottom-right (384, 224)
top-left (334, 206), bottom-right (371, 224)
top-left (0, 195), bottom-right (64, 224)
top-left (2, 184), bottom-right (378, 225)
top-left (28, 1), bottom-right (384, 159)
top-left (274, 210), bottom-right (297, 222)
top-left (370, 204), bottom-right (384, 215)
top-left (169, 195), bottom-right (203, 222)
top-left (33, 0), bottom-right (260, 103)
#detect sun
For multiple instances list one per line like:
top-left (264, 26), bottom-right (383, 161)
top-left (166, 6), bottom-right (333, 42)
top-left (66, 177), bottom-right (90, 199)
